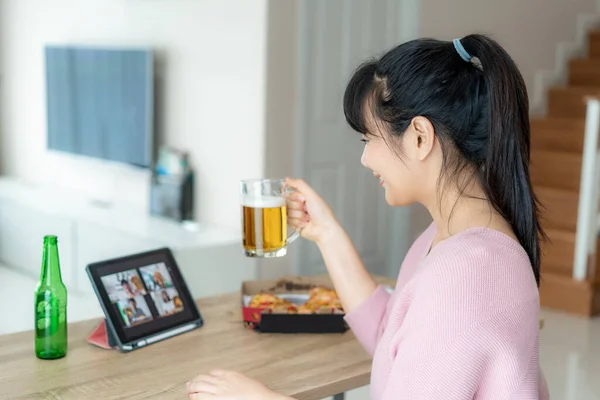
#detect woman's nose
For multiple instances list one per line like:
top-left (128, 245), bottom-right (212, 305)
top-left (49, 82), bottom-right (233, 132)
top-left (360, 146), bottom-right (368, 167)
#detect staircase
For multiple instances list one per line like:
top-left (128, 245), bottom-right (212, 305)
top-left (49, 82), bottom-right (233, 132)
top-left (533, 30), bottom-right (600, 316)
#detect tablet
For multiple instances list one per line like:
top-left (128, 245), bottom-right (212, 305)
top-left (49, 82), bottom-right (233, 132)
top-left (86, 247), bottom-right (203, 352)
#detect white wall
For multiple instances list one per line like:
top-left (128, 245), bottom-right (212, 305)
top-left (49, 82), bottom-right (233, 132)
top-left (0, 0), bottom-right (267, 229)
top-left (420, 0), bottom-right (596, 104)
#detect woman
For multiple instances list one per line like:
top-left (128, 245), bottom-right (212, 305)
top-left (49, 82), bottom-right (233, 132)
top-left (186, 34), bottom-right (550, 399)
top-left (120, 279), bottom-right (137, 298)
top-left (161, 290), bottom-right (176, 315)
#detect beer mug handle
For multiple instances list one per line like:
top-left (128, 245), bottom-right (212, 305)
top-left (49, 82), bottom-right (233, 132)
top-left (283, 184), bottom-right (301, 245)
top-left (287, 229), bottom-right (300, 244)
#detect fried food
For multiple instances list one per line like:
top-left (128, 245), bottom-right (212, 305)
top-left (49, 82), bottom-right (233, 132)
top-left (248, 285), bottom-right (343, 314)
top-left (296, 304), bottom-right (318, 314)
top-left (249, 292), bottom-right (294, 309)
top-left (306, 287), bottom-right (340, 306)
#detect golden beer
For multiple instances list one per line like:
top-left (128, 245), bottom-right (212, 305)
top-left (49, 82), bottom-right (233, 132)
top-left (242, 196), bottom-right (287, 255)
top-left (240, 179), bottom-right (300, 258)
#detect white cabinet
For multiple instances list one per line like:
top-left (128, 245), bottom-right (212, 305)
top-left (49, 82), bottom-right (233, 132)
top-left (0, 178), bottom-right (257, 299)
top-left (0, 199), bottom-right (75, 288)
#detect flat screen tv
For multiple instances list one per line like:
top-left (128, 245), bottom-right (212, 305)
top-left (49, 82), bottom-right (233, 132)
top-left (45, 45), bottom-right (154, 168)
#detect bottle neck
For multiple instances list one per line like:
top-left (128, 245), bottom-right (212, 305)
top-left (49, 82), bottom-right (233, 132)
top-left (40, 240), bottom-right (62, 285)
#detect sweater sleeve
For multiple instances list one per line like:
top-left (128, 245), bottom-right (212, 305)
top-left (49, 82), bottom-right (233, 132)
top-left (343, 285), bottom-right (391, 356)
top-left (379, 298), bottom-right (547, 400)
top-left (344, 223), bottom-right (434, 357)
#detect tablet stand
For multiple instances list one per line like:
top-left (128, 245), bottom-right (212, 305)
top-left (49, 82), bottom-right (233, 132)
top-left (86, 319), bottom-right (118, 350)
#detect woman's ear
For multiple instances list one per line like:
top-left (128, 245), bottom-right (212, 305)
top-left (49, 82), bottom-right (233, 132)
top-left (409, 116), bottom-right (436, 161)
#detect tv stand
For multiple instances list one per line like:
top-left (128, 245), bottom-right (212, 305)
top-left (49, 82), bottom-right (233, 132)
top-left (0, 177), bottom-right (257, 299)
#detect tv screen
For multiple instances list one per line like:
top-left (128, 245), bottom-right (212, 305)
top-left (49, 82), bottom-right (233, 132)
top-left (45, 45), bottom-right (154, 168)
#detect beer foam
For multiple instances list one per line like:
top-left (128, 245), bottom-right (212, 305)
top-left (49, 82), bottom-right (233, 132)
top-left (242, 195), bottom-right (285, 208)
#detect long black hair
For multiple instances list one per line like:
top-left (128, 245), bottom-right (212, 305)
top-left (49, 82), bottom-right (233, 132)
top-left (343, 34), bottom-right (544, 286)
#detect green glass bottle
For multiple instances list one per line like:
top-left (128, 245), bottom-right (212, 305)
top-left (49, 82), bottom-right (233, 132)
top-left (34, 235), bottom-right (67, 359)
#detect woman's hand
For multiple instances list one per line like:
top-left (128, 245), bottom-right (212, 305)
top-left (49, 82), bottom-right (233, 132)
top-left (285, 177), bottom-right (377, 313)
top-left (186, 369), bottom-right (291, 400)
top-left (284, 177), bottom-right (340, 244)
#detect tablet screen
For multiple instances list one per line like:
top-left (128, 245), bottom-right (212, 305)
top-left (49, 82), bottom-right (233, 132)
top-left (88, 248), bottom-right (202, 345)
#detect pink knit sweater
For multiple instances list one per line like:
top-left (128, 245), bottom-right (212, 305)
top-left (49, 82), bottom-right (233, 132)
top-left (345, 223), bottom-right (550, 399)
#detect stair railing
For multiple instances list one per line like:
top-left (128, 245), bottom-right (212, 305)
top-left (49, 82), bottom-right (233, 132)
top-left (573, 97), bottom-right (600, 281)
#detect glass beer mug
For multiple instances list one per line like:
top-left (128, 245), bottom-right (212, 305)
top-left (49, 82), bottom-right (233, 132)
top-left (240, 178), bottom-right (300, 257)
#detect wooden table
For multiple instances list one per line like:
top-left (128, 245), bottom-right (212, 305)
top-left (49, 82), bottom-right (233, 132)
top-left (0, 288), bottom-right (383, 400)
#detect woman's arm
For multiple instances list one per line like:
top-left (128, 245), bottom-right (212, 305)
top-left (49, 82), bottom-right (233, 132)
top-left (317, 223), bottom-right (378, 313)
top-left (284, 178), bottom-right (392, 355)
top-left (318, 224), bottom-right (392, 356)
top-left (285, 177), bottom-right (379, 312)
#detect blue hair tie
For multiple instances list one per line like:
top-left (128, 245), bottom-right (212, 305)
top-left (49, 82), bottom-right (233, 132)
top-left (453, 38), bottom-right (472, 62)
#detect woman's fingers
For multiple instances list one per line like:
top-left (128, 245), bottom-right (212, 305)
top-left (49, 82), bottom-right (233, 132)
top-left (187, 374), bottom-right (224, 395)
top-left (286, 199), bottom-right (304, 210)
top-left (188, 393), bottom-right (216, 400)
top-left (187, 369), bottom-right (279, 400)
top-left (288, 218), bottom-right (308, 231)
top-left (187, 380), bottom-right (218, 395)
top-left (287, 191), bottom-right (306, 202)
top-left (285, 177), bottom-right (316, 198)
top-left (286, 197), bottom-right (308, 223)
top-left (287, 209), bottom-right (306, 220)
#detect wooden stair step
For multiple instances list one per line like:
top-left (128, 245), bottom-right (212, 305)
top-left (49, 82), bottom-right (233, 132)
top-left (594, 236), bottom-right (600, 286)
top-left (548, 87), bottom-right (600, 119)
top-left (530, 150), bottom-right (582, 192)
top-left (541, 229), bottom-right (575, 276)
top-left (530, 117), bottom-right (586, 132)
top-left (539, 271), bottom-right (597, 316)
top-left (535, 186), bottom-right (579, 232)
top-left (530, 118), bottom-right (585, 153)
top-left (569, 58), bottom-right (600, 87)
top-left (588, 30), bottom-right (600, 58)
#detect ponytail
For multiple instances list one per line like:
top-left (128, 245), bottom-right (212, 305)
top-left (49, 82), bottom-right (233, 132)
top-left (460, 35), bottom-right (543, 285)
top-left (344, 34), bottom-right (544, 285)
